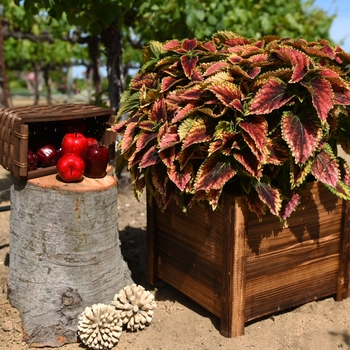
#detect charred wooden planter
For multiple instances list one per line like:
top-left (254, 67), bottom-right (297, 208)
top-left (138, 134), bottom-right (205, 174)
top-left (147, 182), bottom-right (350, 337)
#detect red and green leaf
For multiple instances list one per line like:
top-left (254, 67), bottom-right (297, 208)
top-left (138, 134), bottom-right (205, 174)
top-left (203, 61), bottom-right (230, 76)
top-left (140, 145), bottom-right (160, 168)
top-left (181, 55), bottom-right (199, 79)
top-left (149, 98), bottom-right (167, 122)
top-left (249, 78), bottom-right (293, 115)
top-left (168, 163), bottom-right (193, 191)
top-left (280, 191), bottom-right (301, 220)
top-left (159, 124), bottom-right (180, 150)
top-left (182, 118), bottom-right (213, 149)
top-left (254, 182), bottom-right (282, 217)
top-left (195, 155), bottom-right (237, 191)
top-left (281, 111), bottom-right (322, 164)
top-left (301, 77), bottom-right (333, 122)
top-left (290, 160), bottom-right (312, 188)
top-left (136, 132), bottom-right (157, 152)
top-left (208, 82), bottom-right (243, 112)
top-left (239, 116), bottom-right (268, 151)
top-left (159, 146), bottom-right (176, 168)
top-left (310, 145), bottom-right (339, 188)
top-left (275, 47), bottom-right (313, 82)
top-left (162, 39), bottom-right (181, 52)
top-left (234, 147), bottom-right (262, 178)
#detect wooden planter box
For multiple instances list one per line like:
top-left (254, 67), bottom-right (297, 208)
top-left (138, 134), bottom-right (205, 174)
top-left (147, 182), bottom-right (350, 337)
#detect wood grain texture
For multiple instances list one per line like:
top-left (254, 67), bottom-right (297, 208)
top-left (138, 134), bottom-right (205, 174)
top-left (8, 174), bottom-right (133, 347)
top-left (147, 181), bottom-right (346, 337)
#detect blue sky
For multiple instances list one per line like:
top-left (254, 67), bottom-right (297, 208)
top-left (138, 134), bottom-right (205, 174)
top-left (313, 0), bottom-right (350, 52)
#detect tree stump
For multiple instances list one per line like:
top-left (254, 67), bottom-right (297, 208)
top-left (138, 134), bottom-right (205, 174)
top-left (8, 173), bottom-right (133, 347)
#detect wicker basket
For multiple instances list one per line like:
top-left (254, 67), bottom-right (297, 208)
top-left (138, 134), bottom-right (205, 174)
top-left (0, 104), bottom-right (115, 180)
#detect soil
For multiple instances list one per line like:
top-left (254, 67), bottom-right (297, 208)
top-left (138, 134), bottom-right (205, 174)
top-left (1, 98), bottom-right (350, 349)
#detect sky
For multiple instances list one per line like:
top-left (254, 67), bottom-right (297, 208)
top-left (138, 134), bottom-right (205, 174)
top-left (314, 0), bottom-right (350, 52)
top-left (73, 0), bottom-right (350, 78)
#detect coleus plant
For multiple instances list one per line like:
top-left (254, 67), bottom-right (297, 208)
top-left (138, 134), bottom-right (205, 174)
top-left (111, 31), bottom-right (350, 220)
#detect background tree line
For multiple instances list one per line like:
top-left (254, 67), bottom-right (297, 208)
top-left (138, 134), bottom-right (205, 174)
top-left (0, 0), bottom-right (336, 110)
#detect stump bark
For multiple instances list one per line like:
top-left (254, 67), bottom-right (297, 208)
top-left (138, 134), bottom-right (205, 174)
top-left (8, 173), bottom-right (133, 347)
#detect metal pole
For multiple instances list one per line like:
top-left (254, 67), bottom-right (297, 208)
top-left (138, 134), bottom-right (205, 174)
top-left (0, 5), bottom-right (9, 107)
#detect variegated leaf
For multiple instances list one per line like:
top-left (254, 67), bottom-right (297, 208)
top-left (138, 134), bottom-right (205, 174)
top-left (249, 78), bottom-right (293, 115)
top-left (182, 118), bottom-right (213, 149)
top-left (181, 55), bottom-right (199, 79)
top-left (195, 155), bottom-right (237, 191)
top-left (159, 125), bottom-right (180, 150)
top-left (168, 163), bottom-right (193, 191)
top-left (239, 116), bottom-right (268, 151)
top-left (266, 139), bottom-right (289, 165)
top-left (275, 48), bottom-right (313, 82)
top-left (159, 146), bottom-right (176, 168)
top-left (110, 120), bottom-right (127, 134)
top-left (290, 160), bottom-right (312, 188)
top-left (121, 121), bottom-right (138, 153)
top-left (234, 147), bottom-right (262, 178)
top-left (181, 86), bottom-right (205, 100)
top-left (131, 73), bottom-right (159, 90)
top-left (136, 132), bottom-right (158, 152)
top-left (281, 111), bottom-right (322, 164)
top-left (254, 182), bottom-right (282, 217)
top-left (339, 158), bottom-right (350, 186)
top-left (140, 145), bottom-right (160, 168)
top-left (280, 191), bottom-right (301, 220)
top-left (208, 82), bottom-right (243, 112)
top-left (172, 103), bottom-right (198, 123)
top-left (244, 191), bottom-right (267, 221)
top-left (152, 165), bottom-right (168, 195)
top-left (182, 38), bottom-right (197, 51)
top-left (175, 145), bottom-right (207, 169)
top-left (150, 98), bottom-right (166, 122)
top-left (324, 181), bottom-right (350, 200)
top-left (301, 78), bottom-right (333, 122)
top-left (203, 61), bottom-right (230, 76)
top-left (162, 76), bottom-right (179, 92)
top-left (162, 39), bottom-right (180, 52)
top-left (207, 188), bottom-right (224, 210)
top-left (310, 146), bottom-right (339, 188)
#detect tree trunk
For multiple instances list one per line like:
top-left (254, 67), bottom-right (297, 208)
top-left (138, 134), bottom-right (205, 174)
top-left (33, 61), bottom-right (40, 105)
top-left (43, 66), bottom-right (52, 105)
top-left (101, 24), bottom-right (125, 112)
top-left (8, 174), bottom-right (133, 347)
top-left (88, 35), bottom-right (101, 96)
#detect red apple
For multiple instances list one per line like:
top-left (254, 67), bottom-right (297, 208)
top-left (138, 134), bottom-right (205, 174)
top-left (27, 150), bottom-right (38, 170)
top-left (36, 144), bottom-right (59, 167)
top-left (62, 118), bottom-right (86, 135)
top-left (86, 137), bottom-right (99, 147)
top-left (83, 144), bottom-right (109, 178)
top-left (56, 153), bottom-right (85, 182)
top-left (61, 132), bottom-right (88, 157)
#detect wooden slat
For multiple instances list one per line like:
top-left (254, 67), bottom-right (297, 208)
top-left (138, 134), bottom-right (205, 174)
top-left (146, 196), bottom-right (158, 286)
top-left (220, 196), bottom-right (247, 337)
top-left (337, 200), bottom-right (350, 300)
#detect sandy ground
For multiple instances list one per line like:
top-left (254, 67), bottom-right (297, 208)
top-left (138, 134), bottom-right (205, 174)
top-left (1, 97), bottom-right (350, 349)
